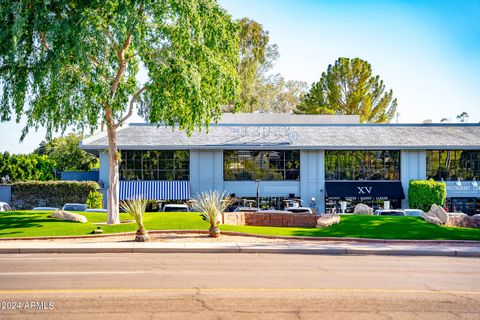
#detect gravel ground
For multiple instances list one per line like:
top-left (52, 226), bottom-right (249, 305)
top-left (0, 233), bottom-right (296, 243)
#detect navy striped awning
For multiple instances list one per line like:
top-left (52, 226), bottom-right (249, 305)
top-left (119, 181), bottom-right (190, 200)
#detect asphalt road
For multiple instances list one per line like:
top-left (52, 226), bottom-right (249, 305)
top-left (0, 253), bottom-right (479, 319)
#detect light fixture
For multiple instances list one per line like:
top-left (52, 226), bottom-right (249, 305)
top-left (456, 178), bottom-right (462, 186)
top-left (473, 178), bottom-right (478, 188)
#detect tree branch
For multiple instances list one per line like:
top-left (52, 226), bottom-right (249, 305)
top-left (38, 32), bottom-right (50, 50)
top-left (117, 86), bottom-right (147, 127)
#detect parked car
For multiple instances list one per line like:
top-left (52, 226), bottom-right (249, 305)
top-left (375, 209), bottom-right (406, 216)
top-left (86, 208), bottom-right (107, 213)
top-left (404, 209), bottom-right (423, 217)
top-left (0, 202), bottom-right (12, 212)
top-left (234, 207), bottom-right (259, 212)
top-left (285, 207), bottom-right (313, 214)
top-left (162, 204), bottom-right (189, 212)
top-left (62, 203), bottom-right (88, 212)
top-left (32, 207), bottom-right (59, 211)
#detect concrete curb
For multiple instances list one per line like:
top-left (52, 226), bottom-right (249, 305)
top-left (1, 245), bottom-right (480, 257)
top-left (1, 229), bottom-right (480, 246)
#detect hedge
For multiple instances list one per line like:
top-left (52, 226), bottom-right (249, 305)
top-left (11, 181), bottom-right (99, 209)
top-left (408, 179), bottom-right (447, 212)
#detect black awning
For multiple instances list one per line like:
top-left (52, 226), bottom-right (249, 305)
top-left (325, 181), bottom-right (405, 200)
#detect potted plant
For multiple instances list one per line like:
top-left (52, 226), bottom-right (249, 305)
top-left (119, 198), bottom-right (150, 242)
top-left (192, 190), bottom-right (231, 238)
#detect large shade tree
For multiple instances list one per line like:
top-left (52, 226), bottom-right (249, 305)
top-left (0, 0), bottom-right (239, 223)
top-left (295, 57), bottom-right (397, 123)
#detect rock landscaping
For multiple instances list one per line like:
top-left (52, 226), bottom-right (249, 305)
top-left (421, 204), bottom-right (480, 228)
top-left (353, 203), bottom-right (374, 215)
top-left (316, 214), bottom-right (341, 228)
top-left (49, 210), bottom-right (88, 223)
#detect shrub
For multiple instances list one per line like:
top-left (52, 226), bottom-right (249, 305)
top-left (192, 190), bottom-right (231, 237)
top-left (11, 181), bottom-right (99, 209)
top-left (86, 191), bottom-right (103, 209)
top-left (120, 198), bottom-right (149, 242)
top-left (408, 179), bottom-right (446, 212)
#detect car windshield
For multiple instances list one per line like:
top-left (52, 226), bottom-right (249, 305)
top-left (63, 205), bottom-right (87, 211)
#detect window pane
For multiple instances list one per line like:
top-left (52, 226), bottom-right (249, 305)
top-left (325, 150), bottom-right (400, 181)
top-left (119, 150), bottom-right (189, 181)
top-left (224, 150), bottom-right (300, 181)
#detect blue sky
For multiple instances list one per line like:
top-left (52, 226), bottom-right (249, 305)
top-left (1, 0), bottom-right (479, 153)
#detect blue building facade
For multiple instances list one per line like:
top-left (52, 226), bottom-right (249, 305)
top-left (82, 114), bottom-right (480, 214)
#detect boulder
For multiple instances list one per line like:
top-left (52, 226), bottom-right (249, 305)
top-left (316, 214), bottom-right (341, 228)
top-left (49, 210), bottom-right (87, 223)
top-left (420, 211), bottom-right (443, 226)
top-left (428, 204), bottom-right (448, 224)
top-left (353, 203), bottom-right (373, 215)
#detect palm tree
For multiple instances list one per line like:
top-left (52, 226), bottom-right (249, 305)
top-left (119, 198), bottom-right (150, 242)
top-left (192, 190), bottom-right (231, 238)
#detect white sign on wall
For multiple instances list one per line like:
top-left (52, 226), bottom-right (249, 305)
top-left (445, 181), bottom-right (480, 197)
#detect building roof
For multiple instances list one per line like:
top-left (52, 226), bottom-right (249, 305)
top-left (81, 118), bottom-right (480, 151)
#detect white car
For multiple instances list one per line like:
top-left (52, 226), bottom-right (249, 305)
top-left (404, 209), bottom-right (423, 217)
top-left (162, 204), bottom-right (190, 212)
top-left (234, 207), bottom-right (259, 212)
top-left (0, 202), bottom-right (12, 212)
top-left (32, 207), bottom-right (59, 211)
top-left (62, 203), bottom-right (88, 211)
top-left (285, 207), bottom-right (313, 214)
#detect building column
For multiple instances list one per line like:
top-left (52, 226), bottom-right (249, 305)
top-left (300, 150), bottom-right (325, 213)
top-left (400, 150), bottom-right (426, 208)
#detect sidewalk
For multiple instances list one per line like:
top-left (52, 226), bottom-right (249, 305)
top-left (1, 240), bottom-right (480, 257)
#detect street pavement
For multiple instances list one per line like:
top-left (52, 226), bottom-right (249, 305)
top-left (0, 253), bottom-right (479, 319)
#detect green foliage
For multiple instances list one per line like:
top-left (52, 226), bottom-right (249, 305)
top-left (86, 191), bottom-right (103, 209)
top-left (408, 180), bottom-right (447, 212)
top-left (0, 152), bottom-right (56, 182)
top-left (34, 134), bottom-right (98, 171)
top-left (120, 198), bottom-right (147, 230)
top-left (295, 57), bottom-right (397, 123)
top-left (0, 1), bottom-right (240, 136)
top-left (11, 181), bottom-right (99, 209)
top-left (232, 18), bottom-right (307, 113)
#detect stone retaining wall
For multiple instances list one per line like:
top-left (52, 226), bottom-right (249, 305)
top-left (223, 212), bottom-right (319, 227)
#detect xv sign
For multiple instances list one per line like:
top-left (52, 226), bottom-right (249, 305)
top-left (357, 187), bottom-right (373, 194)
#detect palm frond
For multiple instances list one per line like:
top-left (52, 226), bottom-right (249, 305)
top-left (191, 190), bottom-right (231, 228)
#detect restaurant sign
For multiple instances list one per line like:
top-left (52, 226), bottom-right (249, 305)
top-left (445, 181), bottom-right (480, 197)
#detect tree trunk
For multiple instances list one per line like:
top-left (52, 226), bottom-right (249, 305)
top-left (106, 109), bottom-right (120, 225)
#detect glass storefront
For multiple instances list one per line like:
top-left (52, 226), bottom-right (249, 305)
top-left (325, 150), bottom-right (400, 180)
top-left (446, 197), bottom-right (480, 216)
top-left (119, 150), bottom-right (189, 181)
top-left (224, 150), bottom-right (300, 181)
top-left (324, 151), bottom-right (402, 212)
top-left (426, 150), bottom-right (480, 181)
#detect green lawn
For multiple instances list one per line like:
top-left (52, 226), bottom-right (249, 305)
top-left (1, 211), bottom-right (480, 240)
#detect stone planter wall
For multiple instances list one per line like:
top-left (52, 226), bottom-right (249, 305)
top-left (223, 212), bottom-right (319, 227)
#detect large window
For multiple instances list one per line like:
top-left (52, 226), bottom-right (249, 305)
top-left (426, 150), bottom-right (480, 181)
top-left (224, 150), bottom-right (300, 181)
top-left (119, 150), bottom-right (189, 181)
top-left (325, 150), bottom-right (400, 180)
